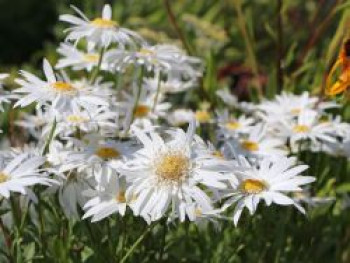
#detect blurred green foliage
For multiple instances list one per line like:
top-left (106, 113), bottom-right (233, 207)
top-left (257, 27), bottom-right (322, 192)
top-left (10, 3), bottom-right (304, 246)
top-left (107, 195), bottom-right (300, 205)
top-left (0, 0), bottom-right (349, 262)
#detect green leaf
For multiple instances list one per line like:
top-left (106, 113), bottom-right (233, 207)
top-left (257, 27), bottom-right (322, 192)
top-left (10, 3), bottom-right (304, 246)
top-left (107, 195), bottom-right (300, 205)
top-left (23, 242), bottom-right (35, 262)
top-left (336, 183), bottom-right (350, 193)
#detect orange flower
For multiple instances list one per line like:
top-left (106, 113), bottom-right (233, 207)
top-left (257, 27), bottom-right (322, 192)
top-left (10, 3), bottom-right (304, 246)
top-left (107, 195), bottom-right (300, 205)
top-left (326, 39), bottom-right (350, 96)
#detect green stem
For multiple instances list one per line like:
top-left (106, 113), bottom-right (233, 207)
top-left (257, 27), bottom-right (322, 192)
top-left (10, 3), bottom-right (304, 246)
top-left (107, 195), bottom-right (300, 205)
top-left (124, 66), bottom-right (145, 136)
top-left (232, 0), bottom-right (263, 101)
top-left (89, 47), bottom-right (106, 84)
top-left (163, 0), bottom-right (193, 55)
top-left (37, 192), bottom-right (48, 260)
top-left (0, 217), bottom-right (12, 260)
top-left (120, 224), bottom-right (154, 263)
top-left (152, 72), bottom-right (162, 113)
top-left (276, 0), bottom-right (284, 93)
top-left (120, 217), bottom-right (127, 260)
top-left (42, 118), bottom-right (57, 155)
top-left (158, 221), bottom-right (167, 261)
top-left (9, 196), bottom-right (20, 230)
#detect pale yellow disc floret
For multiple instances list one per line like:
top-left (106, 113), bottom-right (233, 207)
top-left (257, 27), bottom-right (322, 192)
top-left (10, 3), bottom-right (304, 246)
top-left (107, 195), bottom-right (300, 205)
top-left (290, 108), bottom-right (301, 114)
top-left (195, 110), bottom-right (211, 123)
top-left (293, 125), bottom-right (310, 133)
top-left (116, 191), bottom-right (126, 203)
top-left (134, 104), bottom-right (150, 118)
top-left (155, 151), bottom-right (190, 185)
top-left (138, 48), bottom-right (155, 56)
top-left (95, 147), bottom-right (120, 159)
top-left (0, 172), bottom-right (9, 184)
top-left (66, 115), bottom-right (88, 123)
top-left (225, 121), bottom-right (241, 130)
top-left (90, 18), bottom-right (118, 28)
top-left (51, 81), bottom-right (77, 94)
top-left (240, 179), bottom-right (267, 194)
top-left (83, 54), bottom-right (99, 63)
top-left (241, 140), bottom-right (259, 152)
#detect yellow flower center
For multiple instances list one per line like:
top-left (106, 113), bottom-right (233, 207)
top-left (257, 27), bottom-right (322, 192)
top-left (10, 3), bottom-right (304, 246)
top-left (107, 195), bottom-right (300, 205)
top-left (66, 115), bottom-right (88, 123)
top-left (195, 111), bottom-right (211, 123)
top-left (240, 179), bottom-right (267, 194)
top-left (95, 147), bottom-right (120, 159)
top-left (212, 151), bottom-right (224, 159)
top-left (51, 81), bottom-right (77, 94)
top-left (155, 152), bottom-right (190, 184)
top-left (67, 172), bottom-right (78, 182)
top-left (138, 48), bottom-right (155, 56)
top-left (83, 54), bottom-right (99, 63)
top-left (116, 191), bottom-right (126, 203)
top-left (0, 172), bottom-right (8, 183)
top-left (290, 108), bottom-right (301, 114)
top-left (293, 125), bottom-right (310, 133)
top-left (134, 104), bottom-right (150, 118)
top-left (90, 18), bottom-right (117, 28)
top-left (225, 121), bottom-right (241, 130)
top-left (195, 207), bottom-right (202, 217)
top-left (241, 140), bottom-right (259, 152)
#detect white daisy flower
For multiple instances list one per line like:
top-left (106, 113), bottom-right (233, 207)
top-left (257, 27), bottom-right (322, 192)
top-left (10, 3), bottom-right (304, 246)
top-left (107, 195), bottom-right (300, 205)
top-left (120, 85), bottom-right (170, 131)
top-left (292, 188), bottom-right (334, 208)
top-left (54, 107), bottom-right (119, 137)
top-left (83, 172), bottom-right (127, 222)
top-left (15, 106), bottom-right (52, 139)
top-left (229, 124), bottom-right (287, 160)
top-left (60, 4), bottom-right (144, 48)
top-left (217, 110), bottom-right (255, 139)
top-left (14, 59), bottom-right (109, 113)
top-left (222, 155), bottom-right (315, 225)
top-left (216, 88), bottom-right (239, 108)
top-left (143, 71), bottom-right (197, 94)
top-left (168, 203), bottom-right (222, 228)
top-left (167, 109), bottom-right (195, 127)
top-left (0, 74), bottom-right (15, 112)
top-left (0, 153), bottom-right (53, 198)
top-left (107, 44), bottom-right (202, 74)
top-left (194, 109), bottom-right (213, 124)
top-left (0, 73), bottom-right (8, 83)
top-left (120, 121), bottom-right (228, 223)
top-left (46, 141), bottom-right (93, 219)
top-left (257, 91), bottom-right (338, 123)
top-left (49, 169), bottom-right (93, 219)
top-left (62, 138), bottom-right (135, 180)
top-left (276, 110), bottom-right (337, 148)
top-left (56, 43), bottom-right (107, 71)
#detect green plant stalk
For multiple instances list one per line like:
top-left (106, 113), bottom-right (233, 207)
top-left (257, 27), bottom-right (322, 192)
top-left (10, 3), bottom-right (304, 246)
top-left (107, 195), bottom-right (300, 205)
top-left (152, 71), bottom-right (162, 112)
top-left (276, 0), bottom-right (284, 92)
top-left (37, 192), bottom-right (47, 260)
top-left (9, 196), bottom-right (20, 231)
top-left (89, 47), bottom-right (106, 84)
top-left (42, 118), bottom-right (57, 156)
top-left (9, 196), bottom-right (21, 261)
top-left (120, 224), bottom-right (155, 263)
top-left (232, 0), bottom-right (263, 100)
top-left (0, 217), bottom-right (12, 260)
top-left (124, 66), bottom-right (145, 136)
top-left (163, 0), bottom-right (193, 55)
top-left (158, 221), bottom-right (168, 261)
top-left (38, 117), bottom-right (56, 259)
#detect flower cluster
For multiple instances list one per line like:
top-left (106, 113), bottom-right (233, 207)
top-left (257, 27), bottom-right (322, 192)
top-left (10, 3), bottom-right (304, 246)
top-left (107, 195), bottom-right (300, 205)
top-left (0, 4), bottom-right (348, 228)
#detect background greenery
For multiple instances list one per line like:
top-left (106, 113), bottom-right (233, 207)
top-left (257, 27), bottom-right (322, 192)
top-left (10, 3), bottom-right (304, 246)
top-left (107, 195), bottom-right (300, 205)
top-left (0, 0), bottom-right (349, 262)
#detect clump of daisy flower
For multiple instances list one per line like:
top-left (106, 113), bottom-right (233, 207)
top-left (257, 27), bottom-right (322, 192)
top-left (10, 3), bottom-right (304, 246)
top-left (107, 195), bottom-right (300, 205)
top-left (0, 153), bottom-right (54, 198)
top-left (120, 121), bottom-right (228, 223)
top-left (60, 4), bottom-right (144, 48)
top-left (221, 155), bottom-right (315, 225)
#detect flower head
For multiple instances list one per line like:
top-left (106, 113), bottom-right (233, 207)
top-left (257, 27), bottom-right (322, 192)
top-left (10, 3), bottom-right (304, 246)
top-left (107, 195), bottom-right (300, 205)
top-left (60, 4), bottom-right (144, 48)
